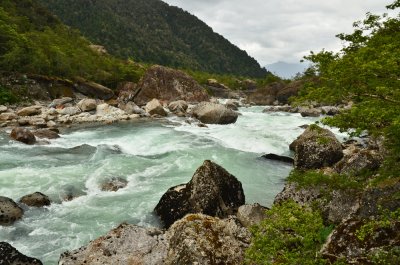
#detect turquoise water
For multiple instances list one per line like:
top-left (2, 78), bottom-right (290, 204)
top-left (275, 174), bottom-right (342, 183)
top-left (0, 106), bottom-right (321, 264)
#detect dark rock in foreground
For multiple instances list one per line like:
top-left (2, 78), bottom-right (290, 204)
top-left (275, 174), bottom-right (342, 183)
top-left (19, 192), bottom-right (51, 207)
top-left (0, 196), bottom-right (24, 226)
top-left (191, 102), bottom-right (238, 125)
top-left (10, 127), bottom-right (36, 145)
top-left (155, 160), bottom-right (245, 228)
top-left (0, 242), bottom-right (42, 265)
top-left (58, 223), bottom-right (167, 265)
top-left (262, 153), bottom-right (294, 164)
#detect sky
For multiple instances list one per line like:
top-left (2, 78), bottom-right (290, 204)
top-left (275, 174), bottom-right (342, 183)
top-left (162, 0), bottom-right (394, 66)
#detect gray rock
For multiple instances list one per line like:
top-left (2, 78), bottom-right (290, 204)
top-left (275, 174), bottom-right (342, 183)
top-left (291, 125), bottom-right (343, 169)
top-left (0, 196), bottom-right (24, 226)
top-left (225, 99), bottom-right (239, 110)
top-left (77, 98), bottom-right (97, 112)
top-left (165, 214), bottom-right (251, 265)
top-left (118, 102), bottom-right (145, 115)
top-left (335, 149), bottom-right (382, 176)
top-left (58, 223), bottom-right (167, 265)
top-left (0, 112), bottom-right (18, 121)
top-left (10, 127), bottom-right (36, 145)
top-left (155, 160), bottom-right (245, 228)
top-left (0, 105), bottom-right (8, 113)
top-left (58, 106), bottom-right (81, 116)
top-left (300, 107), bottom-right (321, 117)
top-left (0, 242), bottom-right (42, 264)
top-left (17, 106), bottom-right (42, 117)
top-left (237, 203), bottom-right (268, 227)
top-left (100, 177), bottom-right (128, 192)
top-left (192, 102), bottom-right (238, 124)
top-left (49, 97), bottom-right (73, 108)
top-left (168, 100), bottom-right (188, 114)
top-left (19, 192), bottom-right (51, 207)
top-left (145, 99), bottom-right (167, 117)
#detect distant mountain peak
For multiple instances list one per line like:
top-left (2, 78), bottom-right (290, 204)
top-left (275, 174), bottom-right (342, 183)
top-left (265, 61), bottom-right (308, 79)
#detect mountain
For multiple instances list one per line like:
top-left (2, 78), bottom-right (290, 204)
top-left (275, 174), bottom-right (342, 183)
top-left (0, 0), bottom-right (143, 88)
top-left (37, 0), bottom-right (267, 78)
top-left (265, 61), bottom-right (308, 79)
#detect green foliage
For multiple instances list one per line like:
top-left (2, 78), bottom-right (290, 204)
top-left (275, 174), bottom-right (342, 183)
top-left (38, 0), bottom-right (268, 78)
top-left (245, 201), bottom-right (329, 265)
top-left (0, 0), bottom-right (144, 88)
top-left (0, 85), bottom-right (18, 104)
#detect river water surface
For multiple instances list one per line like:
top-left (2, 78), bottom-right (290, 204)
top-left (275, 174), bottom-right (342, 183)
top-left (1, 106), bottom-right (325, 264)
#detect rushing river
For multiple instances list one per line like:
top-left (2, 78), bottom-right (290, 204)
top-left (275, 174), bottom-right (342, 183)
top-left (0, 106), bottom-right (324, 264)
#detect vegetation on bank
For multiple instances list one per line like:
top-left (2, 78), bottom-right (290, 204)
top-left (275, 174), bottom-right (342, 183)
top-left (38, 0), bottom-right (268, 78)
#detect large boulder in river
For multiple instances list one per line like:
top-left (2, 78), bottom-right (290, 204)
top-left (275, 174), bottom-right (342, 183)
top-left (290, 125), bottom-right (343, 169)
top-left (0, 196), bottom-right (24, 226)
top-left (192, 102), bottom-right (238, 124)
top-left (0, 242), bottom-right (42, 265)
top-left (164, 214), bottom-right (251, 265)
top-left (133, 65), bottom-right (209, 106)
top-left (168, 100), bottom-right (188, 114)
top-left (19, 192), bottom-right (51, 207)
top-left (33, 129), bottom-right (60, 139)
top-left (155, 160), bottom-right (245, 228)
top-left (10, 127), bottom-right (36, 145)
top-left (58, 223), bottom-right (167, 265)
top-left (145, 99), bottom-right (167, 116)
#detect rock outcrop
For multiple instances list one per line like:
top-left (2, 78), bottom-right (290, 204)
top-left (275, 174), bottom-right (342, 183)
top-left (155, 160), bottom-right (245, 228)
top-left (191, 102), bottom-right (238, 125)
top-left (10, 127), bottom-right (36, 145)
top-left (0, 196), bottom-right (24, 226)
top-left (164, 214), bottom-right (251, 265)
top-left (133, 65), bottom-right (209, 106)
top-left (0, 242), bottom-right (42, 265)
top-left (19, 192), bottom-right (51, 207)
top-left (290, 125), bottom-right (343, 169)
top-left (58, 223), bottom-right (167, 265)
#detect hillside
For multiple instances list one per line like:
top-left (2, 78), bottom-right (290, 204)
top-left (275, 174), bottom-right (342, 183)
top-left (38, 0), bottom-right (268, 78)
top-left (0, 0), bottom-right (143, 89)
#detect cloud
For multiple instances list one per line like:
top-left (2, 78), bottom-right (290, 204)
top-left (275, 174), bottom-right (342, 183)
top-left (163, 0), bottom-right (394, 65)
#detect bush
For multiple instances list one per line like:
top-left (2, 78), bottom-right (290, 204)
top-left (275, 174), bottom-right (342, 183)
top-left (0, 85), bottom-right (18, 104)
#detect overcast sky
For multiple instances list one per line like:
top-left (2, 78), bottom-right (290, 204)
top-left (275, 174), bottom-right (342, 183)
top-left (162, 0), bottom-right (394, 66)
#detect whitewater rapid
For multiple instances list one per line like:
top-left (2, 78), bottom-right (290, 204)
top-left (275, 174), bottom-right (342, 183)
top-left (0, 106), bottom-right (341, 264)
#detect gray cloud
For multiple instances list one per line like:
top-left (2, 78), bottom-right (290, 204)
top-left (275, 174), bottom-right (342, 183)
top-left (163, 0), bottom-right (393, 65)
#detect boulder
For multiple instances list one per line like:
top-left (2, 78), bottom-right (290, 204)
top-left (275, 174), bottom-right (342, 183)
top-left (118, 102), bottom-right (145, 115)
top-left (245, 82), bottom-right (285, 105)
top-left (164, 214), bottom-right (251, 265)
top-left (58, 107), bottom-right (81, 116)
top-left (0, 242), bottom-right (42, 265)
top-left (300, 107), bottom-right (321, 117)
top-left (0, 105), bottom-right (7, 113)
top-left (0, 196), bottom-right (24, 226)
top-left (155, 160), bottom-right (245, 228)
top-left (290, 125), bottom-right (343, 169)
top-left (236, 203), bottom-right (268, 227)
top-left (335, 149), bottom-right (382, 176)
top-left (73, 77), bottom-right (114, 100)
top-left (145, 99), bottom-right (167, 117)
top-left (96, 103), bottom-right (125, 117)
top-left (100, 177), bottom-right (128, 192)
top-left (48, 97), bottom-right (73, 108)
top-left (133, 65), bottom-right (209, 106)
top-left (58, 223), bottom-right (167, 265)
top-left (17, 106), bottom-right (42, 117)
top-left (225, 99), bottom-right (240, 110)
top-left (168, 100), bottom-right (188, 114)
top-left (0, 112), bottom-right (18, 121)
top-left (59, 185), bottom-right (86, 202)
top-left (192, 102), bottom-right (238, 124)
top-left (321, 106), bottom-right (340, 116)
top-left (77, 98), bottom-right (97, 112)
top-left (10, 127), bottom-right (36, 145)
top-left (33, 129), bottom-right (60, 139)
top-left (261, 153), bottom-right (294, 164)
top-left (19, 192), bottom-right (51, 207)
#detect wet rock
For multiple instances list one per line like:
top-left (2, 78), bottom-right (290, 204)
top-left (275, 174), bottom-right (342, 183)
top-left (192, 102), bottom-right (238, 124)
top-left (33, 129), bottom-right (60, 139)
top-left (155, 160), bottom-right (245, 228)
top-left (236, 203), bottom-right (268, 227)
top-left (168, 100), bottom-right (188, 114)
top-left (290, 125), bottom-right (343, 169)
top-left (19, 192), bottom-right (51, 207)
top-left (145, 99), bottom-right (167, 117)
top-left (58, 223), bottom-right (167, 265)
top-left (262, 105), bottom-right (293, 113)
top-left (100, 177), bottom-right (128, 192)
top-left (49, 97), bottom-right (73, 108)
top-left (225, 99), bottom-right (240, 110)
top-left (0, 112), bottom-right (18, 121)
top-left (59, 186), bottom-right (86, 202)
top-left (0, 242), bottom-right (42, 264)
top-left (77, 98), bottom-right (97, 112)
top-left (10, 127), bottom-right (36, 145)
top-left (262, 153), bottom-right (294, 164)
top-left (0, 196), bottom-right (24, 226)
top-left (165, 214), bottom-right (251, 265)
top-left (133, 65), bottom-right (209, 106)
top-left (17, 106), bottom-right (42, 117)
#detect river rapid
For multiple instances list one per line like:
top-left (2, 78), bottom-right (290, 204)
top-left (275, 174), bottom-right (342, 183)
top-left (0, 106), bottom-right (332, 264)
